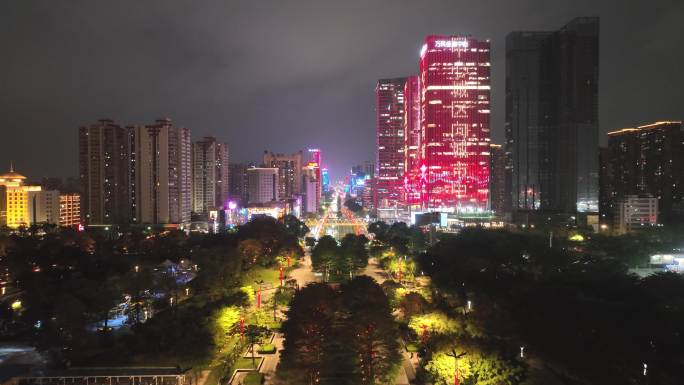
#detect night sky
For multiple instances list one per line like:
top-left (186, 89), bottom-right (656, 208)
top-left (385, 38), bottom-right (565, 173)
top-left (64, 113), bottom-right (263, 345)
top-left (1, 0), bottom-right (682, 181)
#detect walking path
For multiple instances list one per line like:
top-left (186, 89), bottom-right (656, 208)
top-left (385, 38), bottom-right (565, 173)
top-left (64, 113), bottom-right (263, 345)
top-left (229, 239), bottom-right (418, 384)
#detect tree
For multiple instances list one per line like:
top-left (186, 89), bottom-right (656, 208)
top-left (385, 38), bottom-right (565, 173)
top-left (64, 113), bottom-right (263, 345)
top-left (344, 199), bottom-right (364, 214)
top-left (245, 325), bottom-right (268, 367)
top-left (311, 235), bottom-right (338, 278)
top-left (280, 215), bottom-right (310, 238)
top-left (305, 237), bottom-right (316, 248)
top-left (279, 283), bottom-right (337, 385)
top-left (279, 279), bottom-right (402, 385)
top-left (368, 222), bottom-right (390, 243)
top-left (339, 234), bottom-right (369, 276)
top-left (339, 277), bottom-right (402, 384)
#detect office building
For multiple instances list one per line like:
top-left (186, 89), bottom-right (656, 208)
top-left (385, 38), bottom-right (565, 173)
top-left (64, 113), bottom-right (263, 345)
top-left (605, 121), bottom-right (683, 223)
top-left (505, 17), bottom-right (600, 214)
top-left (78, 119), bottom-right (133, 224)
top-left (247, 168), bottom-right (278, 204)
top-left (419, 35), bottom-right (491, 211)
top-left (131, 119), bottom-right (192, 225)
top-left (263, 151), bottom-right (303, 199)
top-left (59, 193), bottom-right (81, 227)
top-left (489, 144), bottom-right (506, 215)
top-left (192, 137), bottom-right (229, 213)
top-left (403, 75), bottom-right (421, 207)
top-left (375, 78), bottom-right (406, 214)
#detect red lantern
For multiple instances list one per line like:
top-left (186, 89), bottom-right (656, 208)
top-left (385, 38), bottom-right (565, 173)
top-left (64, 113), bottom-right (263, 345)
top-left (256, 288), bottom-right (261, 308)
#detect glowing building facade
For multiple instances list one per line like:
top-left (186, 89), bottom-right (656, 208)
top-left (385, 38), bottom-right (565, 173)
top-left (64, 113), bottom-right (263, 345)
top-left (419, 35), bottom-right (491, 211)
top-left (403, 75), bottom-right (421, 207)
top-left (0, 167), bottom-right (36, 228)
top-left (59, 193), bottom-right (81, 227)
top-left (302, 156), bottom-right (321, 214)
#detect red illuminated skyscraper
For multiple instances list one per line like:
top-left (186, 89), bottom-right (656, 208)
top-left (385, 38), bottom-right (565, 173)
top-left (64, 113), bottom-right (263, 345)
top-left (375, 78), bottom-right (406, 213)
top-left (419, 35), bottom-right (491, 211)
top-left (403, 75), bottom-right (421, 206)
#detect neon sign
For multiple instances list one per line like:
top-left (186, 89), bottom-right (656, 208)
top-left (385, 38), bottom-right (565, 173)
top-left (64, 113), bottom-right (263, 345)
top-left (434, 40), bottom-right (469, 49)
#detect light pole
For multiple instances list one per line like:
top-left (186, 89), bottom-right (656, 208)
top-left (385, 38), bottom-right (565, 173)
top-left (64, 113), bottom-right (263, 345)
top-left (446, 350), bottom-right (466, 385)
top-left (254, 280), bottom-right (263, 309)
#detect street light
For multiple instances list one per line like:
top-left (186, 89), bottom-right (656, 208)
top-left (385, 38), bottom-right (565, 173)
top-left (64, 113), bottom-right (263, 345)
top-left (446, 350), bottom-right (466, 385)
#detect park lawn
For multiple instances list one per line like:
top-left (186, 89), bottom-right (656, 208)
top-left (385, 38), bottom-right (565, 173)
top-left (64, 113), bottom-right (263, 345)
top-left (243, 372), bottom-right (263, 385)
top-left (243, 266), bottom-right (281, 288)
top-left (405, 342), bottom-right (420, 353)
top-left (234, 357), bottom-right (263, 370)
top-left (257, 343), bottom-right (276, 354)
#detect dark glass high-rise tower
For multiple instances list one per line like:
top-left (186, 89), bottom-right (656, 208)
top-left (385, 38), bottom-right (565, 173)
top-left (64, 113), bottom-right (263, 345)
top-left (375, 78), bottom-right (407, 213)
top-left (505, 17), bottom-right (599, 214)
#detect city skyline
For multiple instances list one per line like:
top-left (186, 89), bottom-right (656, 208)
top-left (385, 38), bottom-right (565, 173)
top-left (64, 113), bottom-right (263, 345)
top-left (1, 1), bottom-right (683, 181)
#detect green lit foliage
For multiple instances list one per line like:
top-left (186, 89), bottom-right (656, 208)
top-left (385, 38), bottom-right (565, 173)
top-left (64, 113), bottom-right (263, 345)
top-left (424, 351), bottom-right (472, 385)
top-left (311, 234), bottom-right (369, 279)
top-left (424, 345), bottom-right (524, 385)
top-left (408, 312), bottom-right (460, 336)
top-left (240, 286), bottom-right (255, 306)
top-left (214, 306), bottom-right (241, 345)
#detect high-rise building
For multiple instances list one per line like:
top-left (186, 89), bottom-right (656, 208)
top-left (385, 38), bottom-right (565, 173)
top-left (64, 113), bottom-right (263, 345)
top-left (247, 168), bottom-right (279, 204)
top-left (321, 168), bottom-right (329, 193)
top-left (605, 121), bottom-right (683, 223)
top-left (505, 17), bottom-right (600, 214)
top-left (363, 161), bottom-right (375, 179)
top-left (131, 119), bottom-right (192, 225)
top-left (307, 149), bottom-right (322, 201)
top-left (598, 147), bottom-right (611, 223)
top-left (0, 166), bottom-right (41, 228)
top-left (302, 169), bottom-right (319, 214)
top-left (78, 119), bottom-right (133, 224)
top-left (28, 189), bottom-right (59, 225)
top-left (192, 137), bottom-right (229, 213)
top-left (403, 75), bottom-right (421, 207)
top-left (59, 193), bottom-right (81, 227)
top-left (489, 144), bottom-right (506, 215)
top-left (419, 35), bottom-right (491, 211)
top-left (375, 78), bottom-right (407, 214)
top-left (263, 151), bottom-right (303, 199)
top-left (228, 163), bottom-right (250, 206)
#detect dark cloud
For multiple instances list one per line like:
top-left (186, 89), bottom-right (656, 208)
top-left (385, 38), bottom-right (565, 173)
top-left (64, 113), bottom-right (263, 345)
top-left (1, 0), bottom-right (682, 180)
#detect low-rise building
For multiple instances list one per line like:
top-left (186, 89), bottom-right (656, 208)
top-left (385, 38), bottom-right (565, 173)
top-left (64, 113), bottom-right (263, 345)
top-left (615, 195), bottom-right (658, 234)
